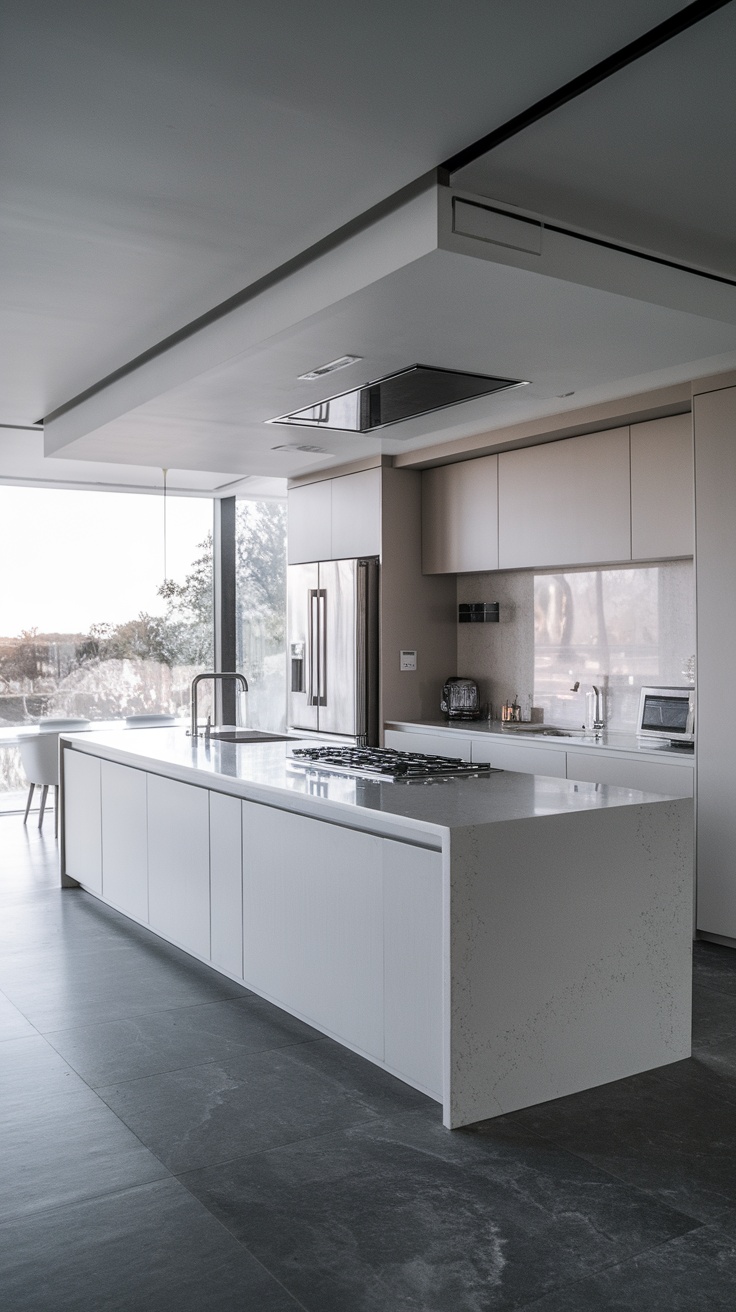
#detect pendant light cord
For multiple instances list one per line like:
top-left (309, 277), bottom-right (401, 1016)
top-left (162, 468), bottom-right (168, 583)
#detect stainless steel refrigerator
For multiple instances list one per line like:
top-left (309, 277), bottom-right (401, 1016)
top-left (287, 558), bottom-right (379, 744)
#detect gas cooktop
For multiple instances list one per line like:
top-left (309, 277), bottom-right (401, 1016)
top-left (290, 745), bottom-right (495, 781)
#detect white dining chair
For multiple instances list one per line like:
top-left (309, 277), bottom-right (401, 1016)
top-left (18, 719), bottom-right (90, 835)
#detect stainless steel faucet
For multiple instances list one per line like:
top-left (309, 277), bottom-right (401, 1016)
top-left (590, 684), bottom-right (605, 735)
top-left (189, 672), bottom-right (248, 738)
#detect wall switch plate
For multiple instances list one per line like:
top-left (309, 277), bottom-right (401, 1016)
top-left (400, 650), bottom-right (417, 671)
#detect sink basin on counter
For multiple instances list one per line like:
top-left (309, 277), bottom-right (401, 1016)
top-left (203, 729), bottom-right (293, 744)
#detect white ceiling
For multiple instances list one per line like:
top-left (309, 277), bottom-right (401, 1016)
top-left (453, 2), bottom-right (736, 277)
top-left (2, 0), bottom-right (729, 486)
top-left (0, 429), bottom-right (284, 499)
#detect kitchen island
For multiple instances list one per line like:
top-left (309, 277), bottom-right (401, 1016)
top-left (60, 728), bottom-right (693, 1129)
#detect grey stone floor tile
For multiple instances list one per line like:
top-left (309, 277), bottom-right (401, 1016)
top-left (0, 987), bottom-right (35, 1041)
top-left (0, 1176), bottom-right (304, 1311)
top-left (692, 940), bottom-right (736, 997)
top-left (0, 1090), bottom-right (168, 1223)
top-left (0, 1034), bottom-right (97, 1108)
top-left (95, 1040), bottom-right (400, 1173)
top-left (0, 938), bottom-right (246, 1031)
top-left (506, 1059), bottom-right (736, 1231)
top-left (282, 1035), bottom-right (434, 1117)
top-left (46, 994), bottom-right (322, 1086)
top-left (691, 982), bottom-right (736, 1049)
top-left (514, 1224), bottom-right (736, 1311)
top-left (180, 1109), bottom-right (697, 1312)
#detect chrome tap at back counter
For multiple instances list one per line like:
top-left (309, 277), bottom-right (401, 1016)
top-left (586, 685), bottom-right (605, 738)
top-left (189, 671), bottom-right (248, 738)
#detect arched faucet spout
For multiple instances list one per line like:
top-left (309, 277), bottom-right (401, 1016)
top-left (190, 672), bottom-right (248, 738)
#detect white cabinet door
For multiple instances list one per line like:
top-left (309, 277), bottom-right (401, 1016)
top-left (148, 774), bottom-right (210, 960)
top-left (242, 800), bottom-right (384, 1058)
top-left (630, 414), bottom-right (694, 560)
top-left (100, 761), bottom-right (148, 921)
top-left (287, 480), bottom-right (332, 563)
top-left (383, 840), bottom-right (443, 1098)
top-left (63, 749), bottom-right (102, 894)
top-left (566, 750), bottom-right (694, 798)
top-left (695, 385), bottom-right (736, 937)
top-left (384, 729), bottom-right (472, 760)
top-left (422, 455), bottom-right (498, 574)
top-left (209, 791), bottom-right (243, 979)
top-left (498, 428), bottom-right (631, 569)
top-left (470, 737), bottom-right (567, 777)
top-left (331, 468), bottom-right (381, 559)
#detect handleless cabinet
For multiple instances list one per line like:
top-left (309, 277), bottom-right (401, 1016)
top-left (331, 468), bottom-right (381, 559)
top-left (498, 428), bottom-right (631, 569)
top-left (242, 800), bottom-right (385, 1057)
top-left (63, 749), bottom-right (102, 894)
top-left (422, 455), bottom-right (498, 574)
top-left (470, 736), bottom-right (567, 777)
top-left (147, 774), bottom-right (211, 960)
top-left (209, 791), bottom-right (243, 979)
top-left (630, 414), bottom-right (694, 560)
top-left (566, 751), bottom-right (693, 797)
top-left (288, 468), bottom-right (382, 563)
top-left (100, 760), bottom-right (148, 921)
top-left (287, 480), bottom-right (332, 563)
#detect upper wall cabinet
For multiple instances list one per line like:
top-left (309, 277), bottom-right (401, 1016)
top-left (288, 468), bottom-right (381, 563)
top-left (422, 454), bottom-right (498, 574)
top-left (287, 479), bottom-right (332, 563)
top-left (498, 428), bottom-right (631, 570)
top-left (630, 414), bottom-right (694, 560)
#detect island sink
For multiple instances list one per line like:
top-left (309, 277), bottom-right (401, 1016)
top-left (204, 729), bottom-right (292, 744)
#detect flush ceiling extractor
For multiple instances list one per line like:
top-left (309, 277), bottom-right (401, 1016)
top-left (268, 364), bottom-right (528, 434)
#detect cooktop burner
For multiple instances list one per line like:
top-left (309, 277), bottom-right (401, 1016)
top-left (290, 745), bottom-right (495, 781)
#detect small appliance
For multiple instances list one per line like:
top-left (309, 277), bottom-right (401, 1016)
top-left (636, 685), bottom-right (695, 747)
top-left (440, 677), bottom-right (481, 721)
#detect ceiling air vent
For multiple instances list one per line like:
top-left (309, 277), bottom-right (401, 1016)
top-left (268, 365), bottom-right (527, 435)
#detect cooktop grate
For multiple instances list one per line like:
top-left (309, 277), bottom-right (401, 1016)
top-left (290, 745), bottom-right (495, 781)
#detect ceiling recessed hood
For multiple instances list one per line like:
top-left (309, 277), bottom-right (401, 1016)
top-left (268, 364), bottom-right (527, 435)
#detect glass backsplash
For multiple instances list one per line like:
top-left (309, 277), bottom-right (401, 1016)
top-left (533, 562), bottom-right (695, 731)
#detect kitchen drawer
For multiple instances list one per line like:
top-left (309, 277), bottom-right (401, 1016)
top-left (470, 737), bottom-right (566, 777)
top-left (384, 729), bottom-right (471, 760)
top-left (566, 751), bottom-right (694, 797)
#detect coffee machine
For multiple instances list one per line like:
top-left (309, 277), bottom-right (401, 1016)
top-left (440, 677), bottom-right (481, 721)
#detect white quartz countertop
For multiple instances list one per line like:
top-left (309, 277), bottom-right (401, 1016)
top-left (62, 728), bottom-right (683, 847)
top-left (385, 719), bottom-right (696, 765)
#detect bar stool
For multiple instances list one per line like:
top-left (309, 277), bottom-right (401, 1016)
top-left (18, 719), bottom-right (89, 836)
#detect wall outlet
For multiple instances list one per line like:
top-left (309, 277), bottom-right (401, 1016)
top-left (400, 650), bottom-right (417, 672)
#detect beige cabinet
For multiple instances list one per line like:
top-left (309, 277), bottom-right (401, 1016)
top-left (288, 468), bottom-right (381, 563)
top-left (630, 414), bottom-right (694, 560)
top-left (498, 427), bottom-right (631, 569)
top-left (422, 455), bottom-right (498, 574)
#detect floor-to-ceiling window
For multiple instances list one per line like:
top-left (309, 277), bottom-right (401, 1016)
top-left (0, 486), bottom-right (213, 809)
top-left (234, 496), bottom-right (287, 732)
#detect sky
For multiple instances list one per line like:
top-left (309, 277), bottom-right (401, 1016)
top-left (0, 487), bottom-right (213, 637)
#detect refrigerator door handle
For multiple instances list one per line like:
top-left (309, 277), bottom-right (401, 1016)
top-left (318, 589), bottom-right (327, 706)
top-left (308, 589), bottom-right (320, 706)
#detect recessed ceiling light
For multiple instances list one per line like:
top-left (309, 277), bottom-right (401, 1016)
top-left (297, 355), bottom-right (362, 381)
top-left (271, 443), bottom-right (330, 454)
